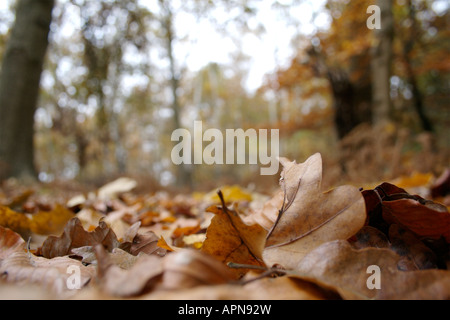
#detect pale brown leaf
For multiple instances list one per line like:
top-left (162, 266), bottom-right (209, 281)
top-left (263, 153), bottom-right (366, 269)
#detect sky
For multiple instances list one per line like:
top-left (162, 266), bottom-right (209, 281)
top-left (170, 0), bottom-right (330, 92)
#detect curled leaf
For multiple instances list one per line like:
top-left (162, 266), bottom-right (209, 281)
top-left (0, 225), bottom-right (26, 261)
top-left (263, 153), bottom-right (366, 269)
top-left (38, 218), bottom-right (120, 259)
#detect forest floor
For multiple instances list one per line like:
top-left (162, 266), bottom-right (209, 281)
top-left (0, 153), bottom-right (449, 300)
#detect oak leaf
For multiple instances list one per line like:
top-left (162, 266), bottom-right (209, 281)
top-left (201, 191), bottom-right (267, 278)
top-left (263, 153), bottom-right (366, 269)
top-left (38, 217), bottom-right (120, 258)
top-left (94, 244), bottom-right (163, 297)
top-left (296, 240), bottom-right (450, 300)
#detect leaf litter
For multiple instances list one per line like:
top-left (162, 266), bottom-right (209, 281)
top-left (0, 153), bottom-right (449, 300)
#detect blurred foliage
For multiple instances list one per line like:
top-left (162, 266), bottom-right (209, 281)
top-left (0, 0), bottom-right (448, 191)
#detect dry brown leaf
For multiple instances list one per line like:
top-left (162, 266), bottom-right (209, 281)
top-left (243, 190), bottom-right (283, 231)
top-left (263, 153), bottom-right (366, 269)
top-left (389, 224), bottom-right (438, 270)
top-left (201, 191), bottom-right (267, 278)
top-left (0, 225), bottom-right (26, 261)
top-left (127, 231), bottom-right (167, 256)
top-left (71, 246), bottom-right (141, 269)
top-left (94, 244), bottom-right (163, 297)
top-left (144, 271), bottom-right (335, 300)
top-left (161, 249), bottom-right (236, 290)
top-left (295, 240), bottom-right (450, 300)
top-left (0, 251), bottom-right (95, 297)
top-left (382, 198), bottom-right (450, 242)
top-left (38, 217), bottom-right (120, 259)
top-left (362, 182), bottom-right (450, 242)
top-left (351, 226), bottom-right (390, 249)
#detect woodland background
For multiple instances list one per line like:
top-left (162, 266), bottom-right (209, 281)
top-left (0, 0), bottom-right (448, 192)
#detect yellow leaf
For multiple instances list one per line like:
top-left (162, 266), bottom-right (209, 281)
top-left (390, 172), bottom-right (434, 189)
top-left (0, 205), bottom-right (30, 236)
top-left (29, 204), bottom-right (75, 235)
top-left (204, 185), bottom-right (253, 204)
top-left (157, 236), bottom-right (175, 252)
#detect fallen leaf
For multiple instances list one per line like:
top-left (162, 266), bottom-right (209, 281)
top-left (263, 153), bottom-right (366, 269)
top-left (0, 251), bottom-right (95, 297)
top-left (38, 217), bottom-right (120, 258)
top-left (382, 198), bottom-right (450, 242)
top-left (362, 182), bottom-right (450, 242)
top-left (94, 244), bottom-right (163, 297)
top-left (431, 168), bottom-right (450, 198)
top-left (29, 204), bottom-right (75, 235)
top-left (389, 224), bottom-right (438, 270)
top-left (145, 271), bottom-right (336, 300)
top-left (201, 191), bottom-right (267, 278)
top-left (203, 185), bottom-right (253, 204)
top-left (97, 177), bottom-right (137, 200)
top-left (295, 240), bottom-right (450, 300)
top-left (127, 231), bottom-right (167, 256)
top-left (161, 249), bottom-right (235, 290)
top-left (71, 246), bottom-right (141, 269)
top-left (243, 189), bottom-right (283, 231)
top-left (157, 236), bottom-right (177, 252)
top-left (0, 205), bottom-right (30, 237)
top-left (0, 225), bottom-right (26, 260)
top-left (350, 226), bottom-right (390, 250)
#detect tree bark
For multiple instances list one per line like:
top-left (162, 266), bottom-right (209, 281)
top-left (0, 0), bottom-right (54, 180)
top-left (160, 0), bottom-right (192, 187)
top-left (402, 0), bottom-right (433, 132)
top-left (370, 0), bottom-right (394, 125)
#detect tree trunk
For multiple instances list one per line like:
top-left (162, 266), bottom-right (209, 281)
top-left (370, 0), bottom-right (394, 125)
top-left (403, 0), bottom-right (433, 132)
top-left (161, 0), bottom-right (192, 188)
top-left (0, 0), bottom-right (54, 180)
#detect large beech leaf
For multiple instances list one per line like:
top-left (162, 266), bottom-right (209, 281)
top-left (263, 153), bottom-right (366, 269)
top-left (295, 240), bottom-right (450, 300)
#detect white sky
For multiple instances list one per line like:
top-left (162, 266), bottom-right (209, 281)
top-left (171, 0), bottom-right (330, 92)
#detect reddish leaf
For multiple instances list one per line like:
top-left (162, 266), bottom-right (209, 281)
top-left (382, 198), bottom-right (450, 242)
top-left (38, 217), bottom-right (120, 258)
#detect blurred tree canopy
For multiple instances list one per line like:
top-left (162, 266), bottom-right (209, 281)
top-left (0, 0), bottom-right (448, 191)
